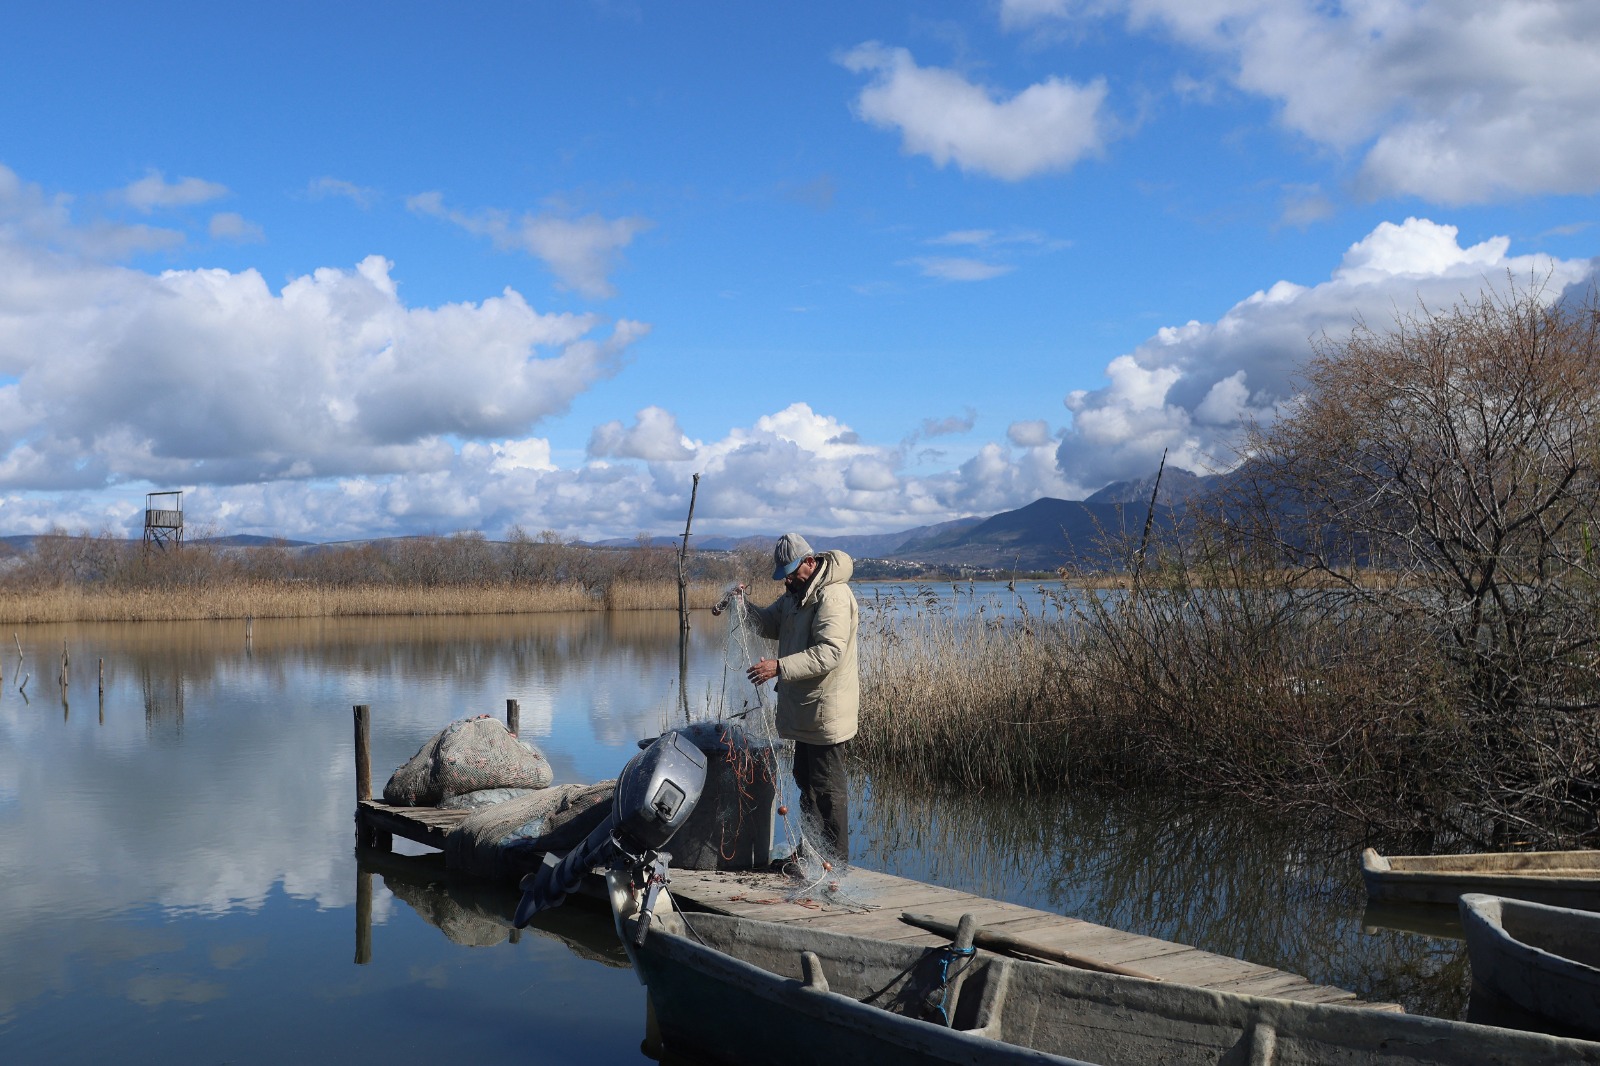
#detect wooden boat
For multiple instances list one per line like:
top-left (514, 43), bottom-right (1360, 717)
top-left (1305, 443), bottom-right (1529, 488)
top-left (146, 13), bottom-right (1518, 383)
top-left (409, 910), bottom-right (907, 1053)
top-left (1461, 893), bottom-right (1600, 1039)
top-left (608, 879), bottom-right (1600, 1065)
top-left (1362, 848), bottom-right (1600, 908)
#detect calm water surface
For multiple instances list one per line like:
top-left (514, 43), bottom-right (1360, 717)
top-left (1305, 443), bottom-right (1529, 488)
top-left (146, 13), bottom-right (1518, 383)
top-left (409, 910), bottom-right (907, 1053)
top-left (0, 609), bottom-right (1468, 1064)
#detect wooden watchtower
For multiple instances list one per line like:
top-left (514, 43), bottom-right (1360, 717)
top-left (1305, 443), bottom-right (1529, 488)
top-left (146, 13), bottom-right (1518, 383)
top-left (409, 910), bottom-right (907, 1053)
top-left (143, 491), bottom-right (184, 553)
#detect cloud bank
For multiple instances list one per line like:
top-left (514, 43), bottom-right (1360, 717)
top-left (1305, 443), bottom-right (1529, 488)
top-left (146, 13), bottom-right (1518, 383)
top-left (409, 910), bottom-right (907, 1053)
top-left (1054, 217), bottom-right (1597, 486)
top-left (1000, 0), bottom-right (1600, 203)
top-left (3, 169), bottom-right (1592, 544)
top-left (0, 167), bottom-right (647, 493)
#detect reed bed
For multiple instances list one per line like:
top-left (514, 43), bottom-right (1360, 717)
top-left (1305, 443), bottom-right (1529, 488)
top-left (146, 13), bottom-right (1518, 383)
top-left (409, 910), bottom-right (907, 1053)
top-left (0, 529), bottom-right (760, 623)
top-left (0, 579), bottom-right (732, 623)
top-left (855, 576), bottom-right (1594, 847)
top-left (601, 582), bottom-right (725, 612)
top-left (856, 592), bottom-right (1094, 794)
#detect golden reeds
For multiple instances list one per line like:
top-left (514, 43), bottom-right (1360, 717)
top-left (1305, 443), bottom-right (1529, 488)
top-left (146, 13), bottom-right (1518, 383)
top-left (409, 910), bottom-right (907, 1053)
top-left (0, 579), bottom-right (734, 623)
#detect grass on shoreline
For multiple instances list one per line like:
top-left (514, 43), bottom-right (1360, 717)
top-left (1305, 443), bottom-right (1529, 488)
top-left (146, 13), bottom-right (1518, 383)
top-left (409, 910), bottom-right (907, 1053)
top-left (0, 580), bottom-right (734, 623)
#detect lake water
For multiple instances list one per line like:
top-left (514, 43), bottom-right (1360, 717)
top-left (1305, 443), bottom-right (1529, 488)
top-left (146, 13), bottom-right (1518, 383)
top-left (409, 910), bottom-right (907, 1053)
top-left (0, 607), bottom-right (1475, 1064)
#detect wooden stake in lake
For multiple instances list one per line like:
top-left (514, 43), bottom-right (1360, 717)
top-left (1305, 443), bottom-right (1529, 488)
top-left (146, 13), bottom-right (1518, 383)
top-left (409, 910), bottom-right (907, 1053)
top-left (677, 472), bottom-right (701, 722)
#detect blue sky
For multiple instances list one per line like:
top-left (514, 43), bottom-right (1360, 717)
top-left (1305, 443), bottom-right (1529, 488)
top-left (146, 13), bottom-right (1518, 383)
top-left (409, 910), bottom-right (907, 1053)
top-left (1, 1), bottom-right (1596, 541)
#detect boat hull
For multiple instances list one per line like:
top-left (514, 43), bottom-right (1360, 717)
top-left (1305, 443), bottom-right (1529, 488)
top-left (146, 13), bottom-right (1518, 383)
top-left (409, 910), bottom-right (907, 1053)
top-left (1461, 893), bottom-right (1600, 1040)
top-left (624, 907), bottom-right (1600, 1065)
top-left (1363, 848), bottom-right (1600, 908)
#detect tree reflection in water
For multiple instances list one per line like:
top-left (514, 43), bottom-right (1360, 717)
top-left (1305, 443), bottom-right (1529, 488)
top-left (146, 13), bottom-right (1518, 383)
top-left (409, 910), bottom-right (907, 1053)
top-left (858, 776), bottom-right (1470, 1020)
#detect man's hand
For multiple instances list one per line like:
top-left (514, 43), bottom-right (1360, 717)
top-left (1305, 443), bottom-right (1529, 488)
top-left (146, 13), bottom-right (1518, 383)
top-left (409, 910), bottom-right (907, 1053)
top-left (712, 583), bottom-right (748, 616)
top-left (746, 658), bottom-right (778, 685)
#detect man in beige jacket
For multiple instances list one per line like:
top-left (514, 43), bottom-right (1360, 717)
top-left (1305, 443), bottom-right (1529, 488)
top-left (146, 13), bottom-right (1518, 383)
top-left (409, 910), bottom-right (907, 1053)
top-left (715, 532), bottom-right (859, 864)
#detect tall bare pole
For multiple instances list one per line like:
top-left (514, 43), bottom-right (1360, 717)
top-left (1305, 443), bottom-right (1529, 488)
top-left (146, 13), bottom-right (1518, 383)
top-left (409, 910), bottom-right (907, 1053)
top-left (1131, 448), bottom-right (1168, 591)
top-left (677, 473), bottom-right (701, 721)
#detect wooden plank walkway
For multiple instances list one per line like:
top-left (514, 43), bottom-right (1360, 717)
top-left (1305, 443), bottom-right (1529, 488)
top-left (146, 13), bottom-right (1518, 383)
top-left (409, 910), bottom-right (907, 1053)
top-left (356, 798), bottom-right (1398, 1011)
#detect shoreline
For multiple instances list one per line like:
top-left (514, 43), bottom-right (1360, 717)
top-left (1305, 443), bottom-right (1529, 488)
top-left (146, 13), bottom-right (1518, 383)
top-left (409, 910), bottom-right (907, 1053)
top-left (0, 580), bottom-right (739, 625)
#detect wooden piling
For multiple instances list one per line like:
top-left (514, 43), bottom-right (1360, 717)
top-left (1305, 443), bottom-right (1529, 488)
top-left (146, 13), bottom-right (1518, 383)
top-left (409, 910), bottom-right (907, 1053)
top-left (353, 704), bottom-right (391, 851)
top-left (355, 704), bottom-right (372, 802)
top-left (355, 704), bottom-right (372, 847)
top-left (98, 658), bottom-right (104, 698)
top-left (506, 698), bottom-right (520, 737)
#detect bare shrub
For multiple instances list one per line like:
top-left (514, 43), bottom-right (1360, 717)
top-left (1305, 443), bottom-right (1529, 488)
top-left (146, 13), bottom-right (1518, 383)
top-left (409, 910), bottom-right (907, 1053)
top-left (1229, 279), bottom-right (1600, 841)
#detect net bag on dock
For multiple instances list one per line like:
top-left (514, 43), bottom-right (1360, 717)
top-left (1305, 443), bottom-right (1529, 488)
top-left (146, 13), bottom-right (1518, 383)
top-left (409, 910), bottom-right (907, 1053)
top-left (382, 715), bottom-right (553, 806)
top-left (444, 781), bottom-right (616, 879)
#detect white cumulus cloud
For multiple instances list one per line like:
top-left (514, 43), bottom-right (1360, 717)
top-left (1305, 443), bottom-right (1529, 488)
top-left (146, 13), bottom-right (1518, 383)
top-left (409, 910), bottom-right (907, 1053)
top-left (0, 171), bottom-right (648, 492)
top-left (1004, 0), bottom-right (1600, 204)
top-left (1054, 216), bottom-right (1597, 488)
top-left (588, 406), bottom-right (695, 461)
top-left (839, 42), bottom-right (1109, 181)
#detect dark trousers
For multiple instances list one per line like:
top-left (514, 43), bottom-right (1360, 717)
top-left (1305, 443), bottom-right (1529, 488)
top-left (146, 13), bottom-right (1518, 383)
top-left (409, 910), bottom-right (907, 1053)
top-left (793, 740), bottom-right (850, 863)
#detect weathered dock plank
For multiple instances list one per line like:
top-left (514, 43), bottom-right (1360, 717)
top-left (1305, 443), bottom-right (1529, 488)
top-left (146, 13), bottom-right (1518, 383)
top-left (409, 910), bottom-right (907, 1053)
top-left (357, 799), bottom-right (469, 848)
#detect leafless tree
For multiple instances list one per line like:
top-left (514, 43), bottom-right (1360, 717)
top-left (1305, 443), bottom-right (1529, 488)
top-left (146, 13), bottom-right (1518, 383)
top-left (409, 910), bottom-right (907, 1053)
top-left (1237, 278), bottom-right (1600, 840)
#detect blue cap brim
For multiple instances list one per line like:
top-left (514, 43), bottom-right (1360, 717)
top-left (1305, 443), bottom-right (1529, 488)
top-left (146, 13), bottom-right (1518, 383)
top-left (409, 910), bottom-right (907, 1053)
top-left (773, 557), bottom-right (803, 581)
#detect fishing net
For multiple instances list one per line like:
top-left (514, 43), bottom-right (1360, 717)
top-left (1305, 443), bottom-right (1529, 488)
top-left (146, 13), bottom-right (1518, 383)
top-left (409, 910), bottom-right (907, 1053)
top-left (382, 715), bottom-right (554, 806)
top-left (689, 588), bottom-right (876, 912)
top-left (444, 781), bottom-right (616, 879)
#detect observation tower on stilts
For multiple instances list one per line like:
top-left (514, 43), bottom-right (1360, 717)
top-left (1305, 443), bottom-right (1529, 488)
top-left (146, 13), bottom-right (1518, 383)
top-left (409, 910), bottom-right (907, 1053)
top-left (143, 491), bottom-right (184, 553)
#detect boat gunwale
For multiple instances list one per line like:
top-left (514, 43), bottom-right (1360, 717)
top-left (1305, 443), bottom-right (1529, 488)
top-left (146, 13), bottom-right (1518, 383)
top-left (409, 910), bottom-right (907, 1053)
top-left (1461, 893), bottom-right (1600, 978)
top-left (637, 910), bottom-right (1600, 1064)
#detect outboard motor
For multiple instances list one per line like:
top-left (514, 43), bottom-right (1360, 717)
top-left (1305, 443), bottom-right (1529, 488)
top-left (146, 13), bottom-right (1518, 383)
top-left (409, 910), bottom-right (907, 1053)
top-left (512, 730), bottom-right (706, 932)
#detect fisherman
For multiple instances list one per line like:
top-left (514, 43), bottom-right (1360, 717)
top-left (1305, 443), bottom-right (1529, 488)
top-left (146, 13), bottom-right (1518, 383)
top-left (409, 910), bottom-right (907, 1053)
top-left (713, 532), bottom-right (859, 866)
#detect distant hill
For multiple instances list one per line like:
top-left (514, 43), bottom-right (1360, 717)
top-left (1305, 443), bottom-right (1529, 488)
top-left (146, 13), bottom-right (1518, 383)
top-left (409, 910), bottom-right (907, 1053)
top-left (195, 534), bottom-right (314, 548)
top-left (886, 496), bottom-right (1183, 572)
top-left (1085, 466), bottom-right (1219, 506)
top-left (585, 517), bottom-right (986, 558)
top-left (812, 516), bottom-right (984, 558)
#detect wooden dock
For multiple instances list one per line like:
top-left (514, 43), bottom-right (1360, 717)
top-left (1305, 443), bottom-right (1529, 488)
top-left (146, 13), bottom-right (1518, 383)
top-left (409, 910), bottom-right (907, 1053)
top-left (352, 705), bottom-right (1398, 1011)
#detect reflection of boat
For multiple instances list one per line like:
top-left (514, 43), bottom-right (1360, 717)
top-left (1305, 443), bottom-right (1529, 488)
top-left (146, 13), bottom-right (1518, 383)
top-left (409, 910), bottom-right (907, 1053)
top-left (354, 848), bottom-right (628, 966)
top-left (609, 891), bottom-right (1600, 1065)
top-left (1359, 899), bottom-right (1465, 941)
top-left (1461, 893), bottom-right (1600, 1039)
top-left (1363, 848), bottom-right (1600, 908)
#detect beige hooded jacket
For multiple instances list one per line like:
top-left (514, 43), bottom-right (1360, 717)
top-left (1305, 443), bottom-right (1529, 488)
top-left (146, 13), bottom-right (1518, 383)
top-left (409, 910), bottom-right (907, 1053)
top-left (747, 550), bottom-right (859, 746)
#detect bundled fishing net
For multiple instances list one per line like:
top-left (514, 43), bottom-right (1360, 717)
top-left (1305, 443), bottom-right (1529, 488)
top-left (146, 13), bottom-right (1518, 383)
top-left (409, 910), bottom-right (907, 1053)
top-left (444, 781), bottom-right (616, 879)
top-left (383, 715), bottom-right (553, 806)
top-left (702, 588), bottom-right (876, 913)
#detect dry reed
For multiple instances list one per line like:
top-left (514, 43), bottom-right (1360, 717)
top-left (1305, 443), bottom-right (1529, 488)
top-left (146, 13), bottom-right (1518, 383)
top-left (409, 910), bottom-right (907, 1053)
top-left (0, 580), bottom-right (731, 623)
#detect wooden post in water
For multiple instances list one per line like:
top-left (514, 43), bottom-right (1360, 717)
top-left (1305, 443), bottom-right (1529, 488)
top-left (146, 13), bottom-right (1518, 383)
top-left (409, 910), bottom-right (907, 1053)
top-left (505, 698), bottom-right (520, 737)
top-left (353, 704), bottom-right (391, 851)
top-left (354, 704), bottom-right (373, 847)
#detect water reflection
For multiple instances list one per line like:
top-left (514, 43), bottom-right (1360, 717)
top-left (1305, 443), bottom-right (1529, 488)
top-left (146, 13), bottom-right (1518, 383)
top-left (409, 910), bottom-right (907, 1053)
top-left (356, 847), bottom-right (628, 966)
top-left (859, 779), bottom-right (1472, 1020)
top-left (0, 611), bottom-right (1491, 1063)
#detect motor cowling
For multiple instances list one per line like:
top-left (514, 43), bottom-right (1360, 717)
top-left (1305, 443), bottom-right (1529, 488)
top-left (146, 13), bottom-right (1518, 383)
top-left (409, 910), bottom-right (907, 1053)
top-left (613, 730), bottom-right (707, 852)
top-left (513, 730), bottom-right (707, 927)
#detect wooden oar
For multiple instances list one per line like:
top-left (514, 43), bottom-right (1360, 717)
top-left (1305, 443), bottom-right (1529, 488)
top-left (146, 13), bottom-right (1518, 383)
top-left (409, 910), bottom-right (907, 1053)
top-left (901, 912), bottom-right (1161, 981)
